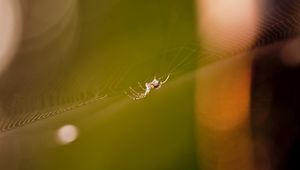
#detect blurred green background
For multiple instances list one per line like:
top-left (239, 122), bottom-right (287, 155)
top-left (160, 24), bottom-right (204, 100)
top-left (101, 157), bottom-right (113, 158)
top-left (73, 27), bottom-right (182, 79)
top-left (0, 0), bottom-right (199, 169)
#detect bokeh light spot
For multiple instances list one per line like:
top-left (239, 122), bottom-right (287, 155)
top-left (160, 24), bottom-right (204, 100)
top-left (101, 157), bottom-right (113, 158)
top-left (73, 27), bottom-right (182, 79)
top-left (56, 124), bottom-right (79, 144)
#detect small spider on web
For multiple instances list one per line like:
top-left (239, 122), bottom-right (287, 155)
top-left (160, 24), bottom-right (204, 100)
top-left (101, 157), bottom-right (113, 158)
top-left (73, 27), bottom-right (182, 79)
top-left (125, 74), bottom-right (170, 100)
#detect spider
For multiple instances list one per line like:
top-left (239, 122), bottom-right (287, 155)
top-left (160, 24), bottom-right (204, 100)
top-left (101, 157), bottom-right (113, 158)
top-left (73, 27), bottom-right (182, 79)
top-left (125, 74), bottom-right (170, 100)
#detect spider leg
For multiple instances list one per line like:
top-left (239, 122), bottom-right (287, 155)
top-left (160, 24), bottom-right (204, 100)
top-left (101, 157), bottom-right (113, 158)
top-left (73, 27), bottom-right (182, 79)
top-left (138, 82), bottom-right (146, 90)
top-left (160, 74), bottom-right (170, 84)
top-left (125, 83), bottom-right (151, 100)
top-left (124, 90), bottom-right (139, 100)
top-left (137, 95), bottom-right (146, 100)
top-left (129, 86), bottom-right (149, 100)
top-left (129, 86), bottom-right (143, 96)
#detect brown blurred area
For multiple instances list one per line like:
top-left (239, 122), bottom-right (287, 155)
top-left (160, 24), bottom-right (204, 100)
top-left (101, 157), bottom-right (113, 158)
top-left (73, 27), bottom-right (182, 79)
top-left (0, 0), bottom-right (78, 118)
top-left (195, 0), bottom-right (300, 170)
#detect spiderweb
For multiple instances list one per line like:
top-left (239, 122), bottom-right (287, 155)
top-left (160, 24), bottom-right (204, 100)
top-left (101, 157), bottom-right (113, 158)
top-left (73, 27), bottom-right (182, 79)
top-left (0, 0), bottom-right (300, 134)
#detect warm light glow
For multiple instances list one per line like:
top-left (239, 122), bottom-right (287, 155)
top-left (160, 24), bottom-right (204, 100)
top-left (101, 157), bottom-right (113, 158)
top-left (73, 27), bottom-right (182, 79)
top-left (0, 0), bottom-right (21, 76)
top-left (56, 124), bottom-right (79, 144)
top-left (195, 54), bottom-right (254, 170)
top-left (198, 0), bottom-right (260, 56)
